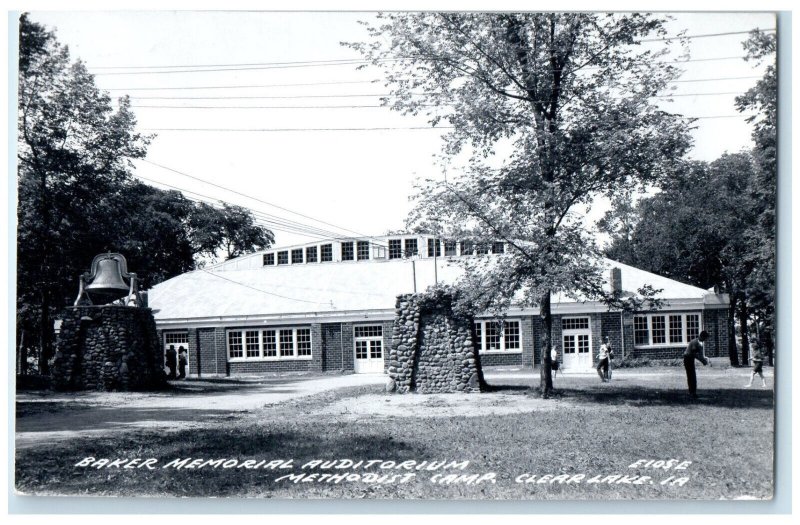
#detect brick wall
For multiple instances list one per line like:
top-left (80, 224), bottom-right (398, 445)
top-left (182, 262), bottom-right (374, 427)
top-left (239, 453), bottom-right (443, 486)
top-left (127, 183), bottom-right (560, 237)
top-left (197, 328), bottom-right (222, 376)
top-left (479, 352), bottom-right (523, 367)
top-left (188, 328), bottom-right (199, 375)
top-left (381, 320), bottom-right (393, 371)
top-left (340, 322), bottom-right (354, 371)
top-left (521, 317), bottom-right (535, 368)
top-left (322, 323), bottom-right (343, 371)
top-left (228, 359), bottom-right (316, 374)
top-left (600, 312), bottom-right (624, 358)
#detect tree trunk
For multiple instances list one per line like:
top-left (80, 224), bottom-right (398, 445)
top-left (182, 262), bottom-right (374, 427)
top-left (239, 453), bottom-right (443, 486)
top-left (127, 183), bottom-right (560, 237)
top-left (727, 293), bottom-right (740, 367)
top-left (539, 291), bottom-right (553, 398)
top-left (738, 298), bottom-right (751, 366)
top-left (39, 290), bottom-right (52, 375)
top-left (764, 328), bottom-right (774, 367)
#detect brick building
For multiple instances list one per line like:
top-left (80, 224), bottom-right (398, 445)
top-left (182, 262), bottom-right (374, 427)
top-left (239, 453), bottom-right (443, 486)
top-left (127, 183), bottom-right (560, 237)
top-left (148, 234), bottom-right (730, 377)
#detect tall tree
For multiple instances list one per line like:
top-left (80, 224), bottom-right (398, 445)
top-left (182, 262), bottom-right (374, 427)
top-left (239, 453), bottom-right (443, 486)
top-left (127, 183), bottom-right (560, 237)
top-left (603, 154), bottom-right (759, 366)
top-left (17, 15), bottom-right (273, 373)
top-left (349, 13), bottom-right (692, 396)
top-left (736, 29), bottom-right (777, 365)
top-left (18, 14), bottom-right (150, 373)
top-left (189, 203), bottom-right (275, 263)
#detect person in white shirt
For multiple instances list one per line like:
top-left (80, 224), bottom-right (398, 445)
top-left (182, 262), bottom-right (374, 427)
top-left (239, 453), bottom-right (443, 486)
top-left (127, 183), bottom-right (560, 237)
top-left (596, 337), bottom-right (613, 382)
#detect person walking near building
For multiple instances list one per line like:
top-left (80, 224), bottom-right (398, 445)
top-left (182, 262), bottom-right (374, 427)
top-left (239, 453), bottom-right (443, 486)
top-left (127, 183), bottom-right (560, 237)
top-left (596, 336), bottom-right (613, 382)
top-left (178, 346), bottom-right (188, 379)
top-left (684, 330), bottom-right (710, 399)
top-left (745, 349), bottom-right (767, 388)
top-left (165, 345), bottom-right (177, 380)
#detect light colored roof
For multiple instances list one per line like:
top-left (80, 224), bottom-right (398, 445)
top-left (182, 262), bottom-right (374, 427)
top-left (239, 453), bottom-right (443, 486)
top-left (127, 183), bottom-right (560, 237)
top-left (148, 255), bottom-right (715, 322)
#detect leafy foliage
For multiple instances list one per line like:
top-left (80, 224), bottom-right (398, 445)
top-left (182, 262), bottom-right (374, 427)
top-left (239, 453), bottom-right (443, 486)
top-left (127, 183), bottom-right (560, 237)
top-left (349, 13), bottom-right (693, 394)
top-left (16, 14), bottom-right (273, 371)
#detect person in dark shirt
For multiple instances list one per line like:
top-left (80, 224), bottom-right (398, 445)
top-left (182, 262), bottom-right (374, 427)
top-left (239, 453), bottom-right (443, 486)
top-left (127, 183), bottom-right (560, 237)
top-left (165, 345), bottom-right (177, 380)
top-left (683, 330), bottom-right (710, 398)
top-left (178, 346), bottom-right (188, 379)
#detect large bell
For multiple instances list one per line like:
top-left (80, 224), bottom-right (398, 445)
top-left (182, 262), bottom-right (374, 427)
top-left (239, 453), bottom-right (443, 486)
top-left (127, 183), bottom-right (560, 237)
top-left (85, 256), bottom-right (130, 303)
top-left (75, 253), bottom-right (140, 306)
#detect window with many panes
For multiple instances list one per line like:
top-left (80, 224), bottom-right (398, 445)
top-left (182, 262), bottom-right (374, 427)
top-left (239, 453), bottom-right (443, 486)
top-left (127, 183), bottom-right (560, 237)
top-left (404, 238), bottom-right (418, 257)
top-left (634, 316), bottom-right (649, 346)
top-left (245, 330), bottom-right (260, 358)
top-left (460, 240), bottom-right (473, 256)
top-left (277, 251), bottom-right (289, 265)
top-left (291, 248), bottom-right (303, 264)
top-left (476, 243), bottom-right (489, 255)
top-left (357, 241), bottom-right (370, 260)
top-left (562, 318), bottom-right (589, 331)
top-left (388, 239), bottom-right (402, 259)
top-left (263, 253), bottom-right (275, 266)
top-left (306, 246), bottom-right (318, 263)
top-left (633, 313), bottom-right (703, 347)
top-left (669, 315), bottom-right (683, 344)
top-left (473, 320), bottom-right (522, 352)
top-left (227, 328), bottom-right (312, 360)
top-left (341, 242), bottom-right (354, 261)
top-left (492, 242), bottom-right (505, 254)
top-left (444, 240), bottom-right (457, 256)
top-left (320, 244), bottom-right (333, 262)
top-left (651, 315), bottom-right (666, 344)
top-left (427, 239), bottom-right (441, 257)
top-left (228, 331), bottom-right (243, 359)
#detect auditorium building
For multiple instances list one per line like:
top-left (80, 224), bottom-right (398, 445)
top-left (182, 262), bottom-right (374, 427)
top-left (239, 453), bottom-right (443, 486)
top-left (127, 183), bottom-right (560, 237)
top-left (148, 234), bottom-right (730, 376)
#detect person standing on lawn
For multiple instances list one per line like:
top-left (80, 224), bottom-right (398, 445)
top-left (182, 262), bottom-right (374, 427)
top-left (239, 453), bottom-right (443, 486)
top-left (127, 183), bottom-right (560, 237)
top-left (596, 336), bottom-right (613, 382)
top-left (684, 330), bottom-right (711, 398)
top-left (745, 349), bottom-right (767, 388)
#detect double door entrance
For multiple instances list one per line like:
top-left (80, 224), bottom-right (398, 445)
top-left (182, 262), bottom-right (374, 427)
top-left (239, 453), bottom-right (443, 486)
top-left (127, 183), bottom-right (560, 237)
top-left (354, 325), bottom-right (384, 374)
top-left (561, 317), bottom-right (593, 371)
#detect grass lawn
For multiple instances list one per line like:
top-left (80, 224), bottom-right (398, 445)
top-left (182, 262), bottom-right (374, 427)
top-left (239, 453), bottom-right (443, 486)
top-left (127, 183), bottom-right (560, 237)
top-left (14, 366), bottom-right (774, 500)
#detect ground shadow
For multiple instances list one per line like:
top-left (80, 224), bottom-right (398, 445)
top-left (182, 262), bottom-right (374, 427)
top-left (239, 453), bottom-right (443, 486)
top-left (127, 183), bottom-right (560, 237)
top-left (16, 426), bottom-right (428, 497)
top-left (483, 381), bottom-right (774, 409)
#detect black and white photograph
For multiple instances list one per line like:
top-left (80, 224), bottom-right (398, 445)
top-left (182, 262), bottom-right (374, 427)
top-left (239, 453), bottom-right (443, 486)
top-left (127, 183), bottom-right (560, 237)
top-left (9, 5), bottom-right (783, 508)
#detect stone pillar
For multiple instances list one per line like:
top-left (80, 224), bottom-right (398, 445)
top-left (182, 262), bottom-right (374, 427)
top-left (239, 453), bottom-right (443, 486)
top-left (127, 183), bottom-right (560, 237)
top-left (52, 305), bottom-right (167, 391)
top-left (388, 289), bottom-right (485, 394)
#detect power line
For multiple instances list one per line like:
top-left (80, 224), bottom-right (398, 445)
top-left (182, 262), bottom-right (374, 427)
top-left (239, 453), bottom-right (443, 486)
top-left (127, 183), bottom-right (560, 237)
top-left (139, 116), bottom-right (756, 132)
top-left (101, 74), bottom-right (760, 92)
top-left (639, 27), bottom-right (775, 43)
top-left (134, 173), bottom-right (362, 241)
top-left (141, 159), bottom-right (391, 246)
top-left (129, 104), bottom-right (399, 109)
top-left (141, 126), bottom-right (453, 132)
top-left (126, 93), bottom-right (426, 100)
top-left (104, 80), bottom-right (380, 91)
top-left (198, 268), bottom-right (329, 305)
top-left (89, 54), bottom-right (756, 76)
top-left (88, 28), bottom-right (777, 70)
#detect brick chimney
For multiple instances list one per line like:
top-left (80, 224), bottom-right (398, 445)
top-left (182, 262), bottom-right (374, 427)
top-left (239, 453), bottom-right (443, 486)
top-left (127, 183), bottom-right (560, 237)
top-left (610, 267), bottom-right (622, 293)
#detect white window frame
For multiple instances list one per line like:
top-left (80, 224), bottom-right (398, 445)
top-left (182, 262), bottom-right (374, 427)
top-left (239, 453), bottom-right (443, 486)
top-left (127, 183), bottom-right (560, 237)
top-left (227, 327), bottom-right (313, 362)
top-left (353, 324), bottom-right (384, 359)
top-left (474, 319), bottom-right (522, 354)
top-left (632, 312), bottom-right (703, 348)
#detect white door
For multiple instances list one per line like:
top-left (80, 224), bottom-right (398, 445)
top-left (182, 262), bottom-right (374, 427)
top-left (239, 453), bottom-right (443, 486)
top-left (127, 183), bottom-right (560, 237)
top-left (561, 318), bottom-right (593, 371)
top-left (354, 325), bottom-right (384, 374)
top-left (163, 331), bottom-right (189, 375)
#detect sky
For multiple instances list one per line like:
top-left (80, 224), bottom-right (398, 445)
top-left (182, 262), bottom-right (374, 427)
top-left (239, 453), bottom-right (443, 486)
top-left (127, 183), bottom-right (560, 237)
top-left (20, 11), bottom-right (776, 248)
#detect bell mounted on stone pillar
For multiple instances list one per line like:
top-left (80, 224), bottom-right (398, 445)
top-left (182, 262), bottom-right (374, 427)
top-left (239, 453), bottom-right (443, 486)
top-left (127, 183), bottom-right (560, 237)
top-left (74, 253), bottom-right (141, 307)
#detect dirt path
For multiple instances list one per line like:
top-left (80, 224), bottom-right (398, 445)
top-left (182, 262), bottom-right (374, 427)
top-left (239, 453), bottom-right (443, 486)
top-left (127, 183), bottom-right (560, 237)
top-left (15, 373), bottom-right (386, 449)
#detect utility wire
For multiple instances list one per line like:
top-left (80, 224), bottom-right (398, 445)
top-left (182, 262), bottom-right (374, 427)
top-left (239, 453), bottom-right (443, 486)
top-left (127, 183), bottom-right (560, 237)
top-left (141, 159), bottom-right (392, 247)
top-left (101, 74), bottom-right (760, 92)
top-left (89, 54), bottom-right (760, 76)
top-left (135, 174), bottom-right (362, 241)
top-left (198, 268), bottom-right (330, 305)
top-left (139, 116), bottom-right (756, 131)
top-left (122, 90), bottom-right (744, 101)
top-left (88, 28), bottom-right (776, 70)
